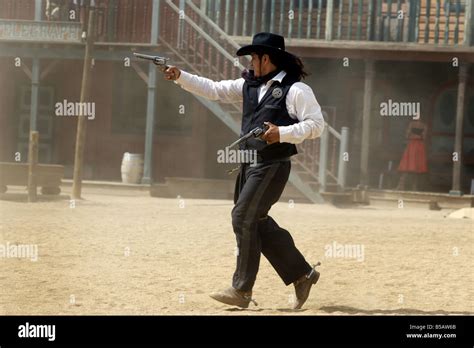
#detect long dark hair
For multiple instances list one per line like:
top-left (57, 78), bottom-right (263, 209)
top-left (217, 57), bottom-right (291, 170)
top-left (257, 50), bottom-right (309, 82)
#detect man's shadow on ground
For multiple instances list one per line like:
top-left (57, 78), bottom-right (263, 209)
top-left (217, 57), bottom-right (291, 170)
top-left (225, 306), bottom-right (470, 314)
top-left (225, 308), bottom-right (309, 313)
top-left (319, 305), bottom-right (471, 315)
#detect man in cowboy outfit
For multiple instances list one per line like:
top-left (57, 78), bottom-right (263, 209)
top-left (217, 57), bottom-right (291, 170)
top-left (163, 32), bottom-right (325, 309)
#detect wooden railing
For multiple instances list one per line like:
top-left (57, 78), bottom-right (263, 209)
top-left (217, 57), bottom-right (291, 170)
top-left (0, 0), bottom-right (35, 20)
top-left (0, 0), bottom-right (153, 43)
top-left (1, 0), bottom-right (470, 45)
top-left (160, 0), bottom-right (245, 81)
top-left (418, 0), bottom-right (469, 44)
top-left (204, 0), bottom-right (472, 45)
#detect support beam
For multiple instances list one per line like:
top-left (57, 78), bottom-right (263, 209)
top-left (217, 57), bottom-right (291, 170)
top-left (131, 62), bottom-right (149, 84)
top-left (151, 0), bottom-right (160, 44)
top-left (72, 3), bottom-right (96, 199)
top-left (35, 0), bottom-right (42, 20)
top-left (21, 63), bottom-right (32, 80)
top-left (142, 0), bottom-right (160, 184)
top-left (29, 58), bottom-right (40, 132)
top-left (337, 126), bottom-right (349, 189)
top-left (450, 63), bottom-right (469, 196)
top-left (142, 64), bottom-right (157, 185)
top-left (28, 131), bottom-right (39, 202)
top-left (359, 59), bottom-right (375, 187)
top-left (325, 0), bottom-right (334, 40)
top-left (40, 60), bottom-right (59, 81)
top-left (318, 124), bottom-right (329, 192)
top-left (464, 0), bottom-right (473, 46)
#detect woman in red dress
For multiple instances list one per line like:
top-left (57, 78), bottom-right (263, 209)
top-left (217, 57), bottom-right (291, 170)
top-left (396, 119), bottom-right (428, 191)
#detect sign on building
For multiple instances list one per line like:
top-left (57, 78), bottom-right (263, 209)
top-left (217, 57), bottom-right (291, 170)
top-left (0, 20), bottom-right (81, 43)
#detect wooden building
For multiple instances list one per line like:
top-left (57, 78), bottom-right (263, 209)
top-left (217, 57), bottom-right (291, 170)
top-left (0, 0), bottom-right (473, 202)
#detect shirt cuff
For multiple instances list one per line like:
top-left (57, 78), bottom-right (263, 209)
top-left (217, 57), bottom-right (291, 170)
top-left (278, 125), bottom-right (295, 144)
top-left (174, 70), bottom-right (191, 87)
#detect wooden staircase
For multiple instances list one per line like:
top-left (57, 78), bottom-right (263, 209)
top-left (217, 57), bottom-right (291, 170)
top-left (158, 0), bottom-right (351, 203)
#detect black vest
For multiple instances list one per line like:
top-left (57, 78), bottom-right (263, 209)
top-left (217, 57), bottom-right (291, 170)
top-left (241, 74), bottom-right (298, 161)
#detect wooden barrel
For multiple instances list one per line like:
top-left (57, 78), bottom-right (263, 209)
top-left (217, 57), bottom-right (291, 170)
top-left (121, 153), bottom-right (144, 184)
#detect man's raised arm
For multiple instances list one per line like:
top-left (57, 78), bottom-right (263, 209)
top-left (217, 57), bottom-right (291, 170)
top-left (163, 67), bottom-right (244, 103)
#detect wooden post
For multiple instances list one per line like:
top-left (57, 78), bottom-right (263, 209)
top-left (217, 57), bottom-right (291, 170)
top-left (224, 0), bottom-right (231, 33)
top-left (142, 0), bottom-right (160, 185)
top-left (464, 0), bottom-right (473, 46)
top-left (28, 131), bottom-right (39, 202)
top-left (318, 124), bottom-right (328, 193)
top-left (325, 0), bottom-right (334, 40)
top-left (450, 63), bottom-right (469, 196)
top-left (279, 0), bottom-right (285, 35)
top-left (233, 0), bottom-right (240, 35)
top-left (270, 0), bottom-right (276, 33)
top-left (29, 59), bottom-right (40, 133)
top-left (26, 1), bottom-right (42, 203)
top-left (356, 0), bottom-right (363, 40)
top-left (367, 0), bottom-right (374, 40)
top-left (243, 0), bottom-right (249, 36)
top-left (306, 0), bottom-right (313, 38)
top-left (35, 0), bottom-right (42, 20)
top-left (251, 0), bottom-right (257, 35)
top-left (359, 59), bottom-right (375, 188)
top-left (338, 127), bottom-right (349, 190)
top-left (72, 2), bottom-right (96, 199)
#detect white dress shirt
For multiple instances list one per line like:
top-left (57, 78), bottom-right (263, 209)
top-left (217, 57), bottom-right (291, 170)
top-left (175, 70), bottom-right (325, 144)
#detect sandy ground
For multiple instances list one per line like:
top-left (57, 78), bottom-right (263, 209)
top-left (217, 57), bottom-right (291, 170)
top-left (0, 186), bottom-right (472, 315)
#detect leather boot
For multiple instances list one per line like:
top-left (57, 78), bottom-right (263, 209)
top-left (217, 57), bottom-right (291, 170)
top-left (210, 287), bottom-right (257, 308)
top-left (293, 263), bottom-right (321, 310)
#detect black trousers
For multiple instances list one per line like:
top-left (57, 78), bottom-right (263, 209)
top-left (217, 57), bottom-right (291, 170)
top-left (231, 160), bottom-right (312, 292)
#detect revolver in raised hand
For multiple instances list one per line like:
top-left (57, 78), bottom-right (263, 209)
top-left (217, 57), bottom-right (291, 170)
top-left (133, 53), bottom-right (170, 72)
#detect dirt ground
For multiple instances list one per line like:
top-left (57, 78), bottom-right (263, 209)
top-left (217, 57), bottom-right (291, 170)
top-left (0, 186), bottom-right (472, 315)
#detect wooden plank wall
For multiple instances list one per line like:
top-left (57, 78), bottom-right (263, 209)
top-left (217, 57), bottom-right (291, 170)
top-left (0, 0), bottom-right (153, 43)
top-left (0, 0), bottom-right (35, 20)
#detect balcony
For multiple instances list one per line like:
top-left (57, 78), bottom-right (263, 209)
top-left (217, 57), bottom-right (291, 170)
top-left (0, 0), bottom-right (471, 46)
top-left (0, 0), bottom-right (153, 44)
top-left (204, 0), bottom-right (473, 45)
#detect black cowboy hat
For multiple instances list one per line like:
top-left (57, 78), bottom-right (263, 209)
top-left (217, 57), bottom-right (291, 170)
top-left (236, 32), bottom-right (296, 61)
